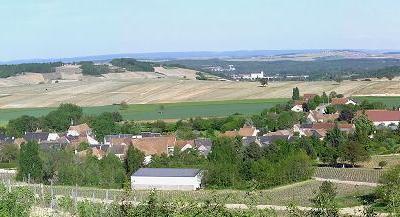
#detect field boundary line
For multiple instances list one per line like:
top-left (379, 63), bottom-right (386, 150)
top-left (313, 177), bottom-right (380, 187)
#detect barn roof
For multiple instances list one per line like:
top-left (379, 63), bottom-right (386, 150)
top-left (132, 168), bottom-right (201, 177)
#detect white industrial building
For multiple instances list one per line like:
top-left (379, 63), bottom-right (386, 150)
top-left (242, 71), bottom-right (264, 80)
top-left (131, 168), bottom-right (203, 190)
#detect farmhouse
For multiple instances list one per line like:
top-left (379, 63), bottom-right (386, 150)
top-left (291, 100), bottom-right (305, 112)
top-left (131, 168), bottom-right (203, 190)
top-left (360, 110), bottom-right (400, 127)
top-left (223, 125), bottom-right (259, 138)
top-left (303, 94), bottom-right (317, 102)
top-left (331, 98), bottom-right (357, 106)
top-left (307, 111), bottom-right (339, 123)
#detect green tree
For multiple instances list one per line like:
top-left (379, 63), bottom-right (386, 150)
top-left (354, 115), bottom-right (375, 143)
top-left (321, 92), bottom-right (329, 104)
top-left (340, 140), bottom-right (369, 166)
top-left (124, 146), bottom-right (145, 176)
top-left (17, 141), bottom-right (43, 182)
top-left (0, 184), bottom-right (35, 217)
top-left (322, 125), bottom-right (347, 165)
top-left (90, 112), bottom-right (119, 140)
top-left (0, 143), bottom-right (18, 163)
top-left (206, 137), bottom-right (242, 188)
top-left (7, 115), bottom-right (40, 137)
top-left (376, 165), bottom-right (400, 215)
top-left (325, 105), bottom-right (337, 114)
top-left (292, 87), bottom-right (300, 100)
top-left (310, 181), bottom-right (339, 217)
top-left (338, 107), bottom-right (354, 123)
top-left (78, 142), bottom-right (90, 151)
top-left (99, 154), bottom-right (126, 188)
top-left (44, 103), bottom-right (83, 131)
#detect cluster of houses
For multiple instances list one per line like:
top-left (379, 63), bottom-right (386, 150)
top-left (0, 123), bottom-right (213, 167)
top-left (3, 93), bottom-right (400, 191)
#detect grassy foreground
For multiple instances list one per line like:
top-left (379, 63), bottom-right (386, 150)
top-left (0, 98), bottom-right (288, 124)
top-left (22, 180), bottom-right (373, 208)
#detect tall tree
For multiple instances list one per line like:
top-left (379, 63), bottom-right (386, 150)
top-left (17, 141), bottom-right (43, 182)
top-left (310, 181), bottom-right (339, 217)
top-left (124, 146), bottom-right (145, 176)
top-left (292, 87), bottom-right (300, 100)
top-left (354, 115), bottom-right (375, 143)
top-left (7, 115), bottom-right (40, 137)
top-left (340, 140), bottom-right (369, 166)
top-left (44, 103), bottom-right (83, 131)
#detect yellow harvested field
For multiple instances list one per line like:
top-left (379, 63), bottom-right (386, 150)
top-left (1, 76), bottom-right (400, 108)
top-left (154, 66), bottom-right (198, 79)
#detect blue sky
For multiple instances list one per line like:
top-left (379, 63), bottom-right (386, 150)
top-left (1, 0), bottom-right (400, 61)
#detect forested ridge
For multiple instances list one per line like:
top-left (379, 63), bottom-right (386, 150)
top-left (165, 58), bottom-right (400, 80)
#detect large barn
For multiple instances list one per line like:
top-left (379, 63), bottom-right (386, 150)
top-left (131, 168), bottom-right (203, 190)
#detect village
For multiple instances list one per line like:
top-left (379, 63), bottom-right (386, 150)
top-left (1, 88), bottom-right (399, 191)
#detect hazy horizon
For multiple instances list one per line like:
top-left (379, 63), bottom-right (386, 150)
top-left (1, 0), bottom-right (400, 61)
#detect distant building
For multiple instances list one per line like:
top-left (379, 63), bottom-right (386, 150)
top-left (242, 71), bottom-right (264, 80)
top-left (131, 168), bottom-right (203, 190)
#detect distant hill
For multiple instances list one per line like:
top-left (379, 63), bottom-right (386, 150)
top-left (5, 49), bottom-right (397, 64)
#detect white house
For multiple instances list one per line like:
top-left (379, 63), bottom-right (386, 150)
top-left (291, 104), bottom-right (303, 112)
top-left (131, 168), bottom-right (203, 191)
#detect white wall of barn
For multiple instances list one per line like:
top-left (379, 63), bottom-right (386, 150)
top-left (131, 175), bottom-right (202, 190)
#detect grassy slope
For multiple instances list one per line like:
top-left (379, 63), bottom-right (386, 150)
top-left (0, 98), bottom-right (288, 124)
top-left (33, 180), bottom-right (373, 207)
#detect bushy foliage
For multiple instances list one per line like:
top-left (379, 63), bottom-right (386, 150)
top-left (0, 184), bottom-right (35, 217)
top-left (0, 62), bottom-right (62, 78)
top-left (17, 141), bottom-right (43, 182)
top-left (44, 103), bottom-right (83, 131)
top-left (110, 58), bottom-right (156, 72)
top-left (79, 61), bottom-right (111, 76)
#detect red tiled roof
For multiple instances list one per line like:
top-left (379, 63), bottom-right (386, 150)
top-left (331, 98), bottom-right (349, 105)
top-left (294, 100), bottom-right (306, 106)
top-left (361, 110), bottom-right (400, 122)
top-left (238, 126), bottom-right (257, 137)
top-left (303, 94), bottom-right (317, 101)
top-left (131, 136), bottom-right (176, 156)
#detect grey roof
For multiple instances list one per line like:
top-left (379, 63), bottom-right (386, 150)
top-left (24, 132), bottom-right (49, 142)
top-left (0, 133), bottom-right (13, 144)
top-left (194, 138), bottom-right (212, 148)
top-left (141, 132), bottom-right (161, 137)
top-left (104, 134), bottom-right (133, 142)
top-left (259, 135), bottom-right (289, 146)
top-left (242, 136), bottom-right (257, 146)
top-left (132, 168), bottom-right (201, 177)
top-left (108, 144), bottom-right (126, 155)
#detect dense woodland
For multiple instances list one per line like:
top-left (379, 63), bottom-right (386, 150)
top-left (0, 62), bottom-right (63, 78)
top-left (110, 58), bottom-right (156, 72)
top-left (79, 61), bottom-right (112, 76)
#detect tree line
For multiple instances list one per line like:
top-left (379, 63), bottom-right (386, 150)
top-left (0, 62), bottom-right (63, 78)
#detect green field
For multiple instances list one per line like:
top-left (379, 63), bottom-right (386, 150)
top-left (354, 96), bottom-right (400, 107)
top-left (0, 98), bottom-right (288, 125)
